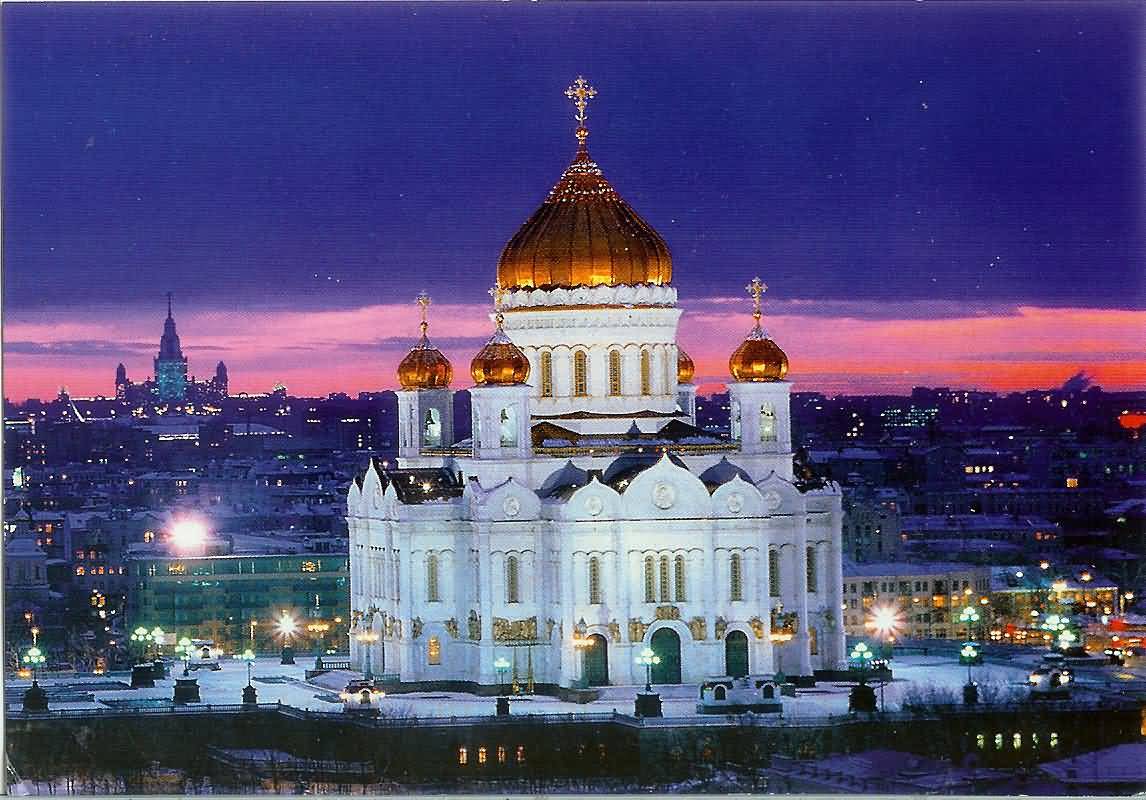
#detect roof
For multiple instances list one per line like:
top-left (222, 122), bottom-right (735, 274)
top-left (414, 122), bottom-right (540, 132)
top-left (844, 560), bottom-right (984, 578)
top-left (1038, 743), bottom-right (1146, 784)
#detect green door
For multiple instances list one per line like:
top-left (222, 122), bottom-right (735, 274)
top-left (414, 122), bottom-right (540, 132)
top-left (650, 628), bottom-right (682, 684)
top-left (583, 634), bottom-right (609, 686)
top-left (725, 630), bottom-right (749, 678)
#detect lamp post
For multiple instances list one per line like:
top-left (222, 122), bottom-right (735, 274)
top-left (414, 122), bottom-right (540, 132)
top-left (494, 656), bottom-right (511, 716)
top-left (636, 647), bottom-right (660, 693)
top-left (633, 647), bottom-right (663, 718)
top-left (357, 630), bottom-right (378, 681)
top-left (240, 648), bottom-right (257, 705)
top-left (960, 642), bottom-right (980, 704)
top-left (175, 637), bottom-right (193, 676)
top-left (1120, 592), bottom-right (1134, 616)
top-left (22, 646), bottom-right (48, 711)
top-left (848, 642), bottom-right (878, 713)
top-left (130, 626), bottom-right (154, 662)
top-left (959, 606), bottom-right (980, 644)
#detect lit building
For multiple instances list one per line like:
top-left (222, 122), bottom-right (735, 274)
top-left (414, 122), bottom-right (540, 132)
top-left (347, 79), bottom-right (846, 690)
top-left (842, 561), bottom-right (992, 640)
top-left (154, 293), bottom-right (189, 403)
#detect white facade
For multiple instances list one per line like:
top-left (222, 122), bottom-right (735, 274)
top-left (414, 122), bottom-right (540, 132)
top-left (347, 284), bottom-right (846, 689)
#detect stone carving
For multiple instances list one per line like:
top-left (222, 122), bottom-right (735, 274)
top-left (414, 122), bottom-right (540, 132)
top-left (444, 617), bottom-right (459, 639)
top-left (411, 617), bottom-right (423, 640)
top-left (726, 493), bottom-right (744, 514)
top-left (393, 618), bottom-right (403, 640)
top-left (502, 496), bottom-right (521, 518)
top-left (653, 482), bottom-right (676, 510)
top-left (546, 618), bottom-right (557, 639)
top-left (502, 283), bottom-right (678, 311)
top-left (688, 616), bottom-right (707, 641)
top-left (771, 609), bottom-right (799, 636)
top-left (654, 605), bottom-right (681, 621)
top-left (573, 618), bottom-right (588, 637)
top-left (714, 616), bottom-right (728, 641)
top-left (468, 610), bottom-right (481, 641)
top-left (493, 616), bottom-right (538, 642)
top-left (585, 496), bottom-right (604, 517)
top-left (608, 619), bottom-right (621, 643)
top-left (762, 489), bottom-right (783, 513)
top-left (748, 616), bottom-right (766, 640)
top-left (629, 618), bottom-right (648, 643)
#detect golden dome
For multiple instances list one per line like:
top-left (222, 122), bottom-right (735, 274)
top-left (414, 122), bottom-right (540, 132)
top-left (471, 327), bottom-right (530, 386)
top-left (729, 276), bottom-right (788, 382)
top-left (397, 294), bottom-right (452, 390)
top-left (496, 79), bottom-right (671, 290)
top-left (677, 347), bottom-right (695, 384)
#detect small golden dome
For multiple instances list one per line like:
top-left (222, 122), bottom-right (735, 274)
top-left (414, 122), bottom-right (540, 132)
top-left (471, 327), bottom-right (530, 386)
top-left (677, 347), bottom-right (695, 384)
top-left (729, 276), bottom-right (788, 382)
top-left (397, 294), bottom-right (452, 390)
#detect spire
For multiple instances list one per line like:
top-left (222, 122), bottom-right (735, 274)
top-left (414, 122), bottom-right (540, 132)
top-left (745, 276), bottom-right (767, 339)
top-left (564, 76), bottom-right (597, 152)
top-left (488, 281), bottom-right (506, 330)
top-left (415, 291), bottom-right (433, 344)
top-left (167, 292), bottom-right (174, 320)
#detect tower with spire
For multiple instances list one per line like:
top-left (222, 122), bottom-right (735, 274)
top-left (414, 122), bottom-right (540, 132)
top-left (154, 293), bottom-right (189, 403)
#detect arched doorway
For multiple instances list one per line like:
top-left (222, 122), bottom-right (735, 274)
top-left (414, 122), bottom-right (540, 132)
top-left (650, 628), bottom-right (682, 684)
top-left (583, 634), bottom-right (609, 686)
top-left (725, 630), bottom-right (749, 678)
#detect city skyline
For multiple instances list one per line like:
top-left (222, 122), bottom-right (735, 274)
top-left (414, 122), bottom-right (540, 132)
top-left (4, 3), bottom-right (1144, 400)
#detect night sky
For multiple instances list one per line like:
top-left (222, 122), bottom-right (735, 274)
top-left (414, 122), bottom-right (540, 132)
top-left (4, 2), bottom-right (1144, 400)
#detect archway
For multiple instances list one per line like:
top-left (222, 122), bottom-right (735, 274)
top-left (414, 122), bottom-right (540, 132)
top-left (650, 628), bottom-right (682, 684)
top-left (583, 634), bottom-right (609, 686)
top-left (725, 630), bottom-right (749, 678)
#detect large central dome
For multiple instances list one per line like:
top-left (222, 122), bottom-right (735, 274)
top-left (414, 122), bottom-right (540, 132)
top-left (496, 143), bottom-right (673, 290)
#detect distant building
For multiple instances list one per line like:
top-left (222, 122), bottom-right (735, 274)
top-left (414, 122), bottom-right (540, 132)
top-left (842, 561), bottom-right (992, 639)
top-left (154, 293), bottom-right (189, 403)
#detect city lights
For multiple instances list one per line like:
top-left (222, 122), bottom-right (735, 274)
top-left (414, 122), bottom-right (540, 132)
top-left (169, 518), bottom-right (208, 551)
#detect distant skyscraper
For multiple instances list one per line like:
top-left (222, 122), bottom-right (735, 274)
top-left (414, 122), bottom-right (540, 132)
top-left (154, 293), bottom-right (188, 403)
top-left (214, 361), bottom-right (229, 397)
top-left (115, 363), bottom-right (128, 400)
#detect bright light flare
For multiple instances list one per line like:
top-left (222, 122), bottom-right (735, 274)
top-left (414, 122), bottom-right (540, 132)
top-left (276, 613), bottom-right (298, 639)
top-left (170, 519), bottom-right (208, 550)
top-left (868, 605), bottom-right (904, 640)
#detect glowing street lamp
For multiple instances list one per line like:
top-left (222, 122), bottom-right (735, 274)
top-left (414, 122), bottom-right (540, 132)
top-left (130, 626), bottom-right (154, 662)
top-left (868, 605), bottom-right (903, 660)
top-left (240, 648), bottom-right (256, 686)
top-left (635, 647), bottom-right (660, 692)
top-left (356, 630), bottom-right (379, 681)
top-left (175, 636), bottom-right (193, 676)
top-left (958, 607), bottom-right (981, 643)
top-left (494, 656), bottom-right (511, 695)
top-left (22, 646), bottom-right (46, 683)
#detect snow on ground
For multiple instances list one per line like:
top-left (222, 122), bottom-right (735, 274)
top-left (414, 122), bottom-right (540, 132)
top-left (5, 655), bottom-right (1042, 720)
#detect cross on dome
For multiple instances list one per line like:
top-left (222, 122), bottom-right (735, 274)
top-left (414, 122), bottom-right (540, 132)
top-left (416, 291), bottom-right (431, 336)
top-left (746, 277), bottom-right (767, 325)
top-left (565, 76), bottom-right (597, 145)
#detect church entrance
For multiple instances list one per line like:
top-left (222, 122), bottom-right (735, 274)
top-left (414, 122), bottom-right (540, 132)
top-left (583, 634), bottom-right (609, 686)
top-left (650, 628), bottom-right (682, 684)
top-left (725, 630), bottom-right (749, 678)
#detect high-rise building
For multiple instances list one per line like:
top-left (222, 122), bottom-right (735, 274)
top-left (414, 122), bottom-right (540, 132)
top-left (154, 293), bottom-right (189, 403)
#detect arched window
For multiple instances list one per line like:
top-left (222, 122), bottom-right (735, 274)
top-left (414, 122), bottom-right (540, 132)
top-left (540, 351), bottom-right (554, 398)
top-left (608, 350), bottom-right (622, 396)
top-left (730, 400), bottom-right (742, 439)
top-left (573, 351), bottom-right (589, 397)
top-left (810, 626), bottom-right (819, 655)
top-left (506, 555), bottom-right (520, 603)
top-left (805, 546), bottom-right (817, 591)
top-left (730, 553), bottom-right (743, 602)
top-left (760, 403), bottom-right (777, 442)
top-left (674, 555), bottom-right (686, 602)
top-left (588, 556), bottom-right (601, 605)
top-left (658, 555), bottom-right (670, 602)
top-left (423, 407), bottom-right (442, 446)
top-left (640, 350), bottom-right (652, 396)
top-left (428, 636), bottom-right (441, 665)
top-left (768, 550), bottom-right (781, 597)
top-left (426, 554), bottom-right (440, 602)
top-left (643, 556), bottom-right (655, 602)
top-left (499, 406), bottom-right (517, 447)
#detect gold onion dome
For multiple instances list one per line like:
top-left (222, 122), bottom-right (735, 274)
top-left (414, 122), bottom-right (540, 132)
top-left (677, 347), bottom-right (695, 384)
top-left (496, 77), bottom-right (672, 290)
top-left (471, 284), bottom-right (531, 386)
top-left (729, 277), bottom-right (789, 382)
top-left (397, 294), bottom-right (453, 390)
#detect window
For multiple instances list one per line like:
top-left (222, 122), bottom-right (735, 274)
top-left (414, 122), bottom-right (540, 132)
top-left (730, 400), bottom-right (742, 439)
top-left (588, 557), bottom-right (602, 605)
top-left (769, 550), bottom-right (781, 597)
top-left (499, 406), bottom-right (517, 447)
top-left (640, 350), bottom-right (652, 396)
top-left (644, 556), bottom-right (655, 602)
top-left (730, 553), bottom-right (743, 602)
top-left (806, 546), bottom-right (817, 591)
top-left (573, 351), bottom-right (588, 397)
top-left (658, 555), bottom-right (670, 602)
top-left (809, 627), bottom-right (818, 655)
top-left (760, 402), bottom-right (777, 441)
top-left (506, 555), bottom-right (520, 603)
top-left (1013, 733), bottom-right (1022, 750)
top-left (477, 747), bottom-right (487, 765)
top-left (976, 734), bottom-right (985, 750)
top-left (540, 352), bottom-right (553, 398)
top-left (428, 636), bottom-right (441, 665)
top-left (994, 733), bottom-right (1003, 751)
top-left (1049, 732), bottom-right (1059, 749)
top-left (423, 407), bottom-right (442, 446)
top-left (516, 745), bottom-right (526, 764)
top-left (608, 350), bottom-right (622, 396)
top-left (497, 746), bottom-right (507, 764)
top-left (301, 560), bottom-right (319, 573)
top-left (143, 530), bottom-right (154, 543)
top-left (674, 555), bottom-right (686, 602)
top-left (75, 566), bottom-right (85, 576)
top-left (457, 746), bottom-right (468, 765)
top-left (427, 554), bottom-right (440, 603)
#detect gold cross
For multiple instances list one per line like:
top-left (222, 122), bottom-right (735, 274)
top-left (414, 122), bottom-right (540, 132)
top-left (416, 292), bottom-right (431, 336)
top-left (488, 282), bottom-right (506, 328)
top-left (565, 76), bottom-right (597, 142)
top-left (746, 277), bottom-right (767, 322)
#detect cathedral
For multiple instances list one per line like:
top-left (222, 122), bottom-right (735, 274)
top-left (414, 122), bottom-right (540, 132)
top-left (347, 78), bottom-right (845, 691)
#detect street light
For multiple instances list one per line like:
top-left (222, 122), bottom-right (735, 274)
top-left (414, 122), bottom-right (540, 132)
top-left (960, 642), bottom-right (980, 683)
top-left (130, 626), bottom-right (154, 662)
top-left (175, 637), bottom-right (193, 676)
top-left (959, 606), bottom-right (981, 643)
top-left (494, 656), bottom-right (510, 695)
top-left (635, 647), bottom-right (660, 692)
top-left (356, 630), bottom-right (378, 681)
top-left (170, 518), bottom-right (207, 551)
top-left (868, 605), bottom-right (903, 661)
top-left (240, 648), bottom-right (256, 686)
top-left (22, 646), bottom-right (46, 684)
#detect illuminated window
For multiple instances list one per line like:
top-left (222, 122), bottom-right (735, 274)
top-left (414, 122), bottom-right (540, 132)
top-left (428, 636), bottom-right (441, 665)
top-left (806, 546), bottom-right (817, 591)
top-left (506, 555), bottom-right (520, 603)
top-left (427, 554), bottom-right (440, 603)
top-left (301, 560), bottom-right (319, 573)
top-left (608, 350), bottom-right (622, 396)
top-left (1049, 732), bottom-right (1059, 748)
top-left (769, 550), bottom-right (781, 597)
top-left (516, 745), bottom-right (526, 763)
top-left (477, 747), bottom-right (487, 765)
top-left (644, 556), bottom-right (655, 602)
top-left (674, 555), bottom-right (686, 602)
top-left (75, 566), bottom-right (85, 576)
top-left (994, 733), bottom-right (1003, 750)
top-left (976, 734), bottom-right (985, 750)
top-left (1065, 477), bottom-right (1079, 489)
top-left (1013, 733), bottom-right (1022, 750)
top-left (760, 403), bottom-right (777, 442)
top-left (457, 746), bottom-right (467, 765)
top-left (659, 555), bottom-right (670, 602)
top-left (730, 553), bottom-right (743, 602)
top-left (499, 406), bottom-right (517, 448)
top-left (573, 351), bottom-right (588, 397)
top-left (143, 530), bottom-right (154, 543)
top-left (497, 746), bottom-right (507, 764)
top-left (588, 557), bottom-right (601, 605)
top-left (540, 352), bottom-right (553, 398)
top-left (640, 350), bottom-right (652, 396)
top-left (168, 563), bottom-right (186, 575)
